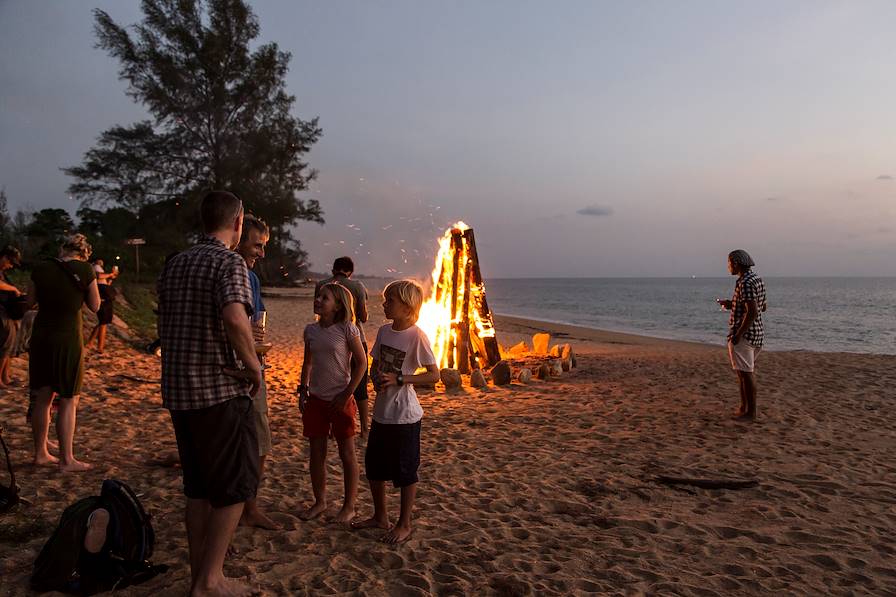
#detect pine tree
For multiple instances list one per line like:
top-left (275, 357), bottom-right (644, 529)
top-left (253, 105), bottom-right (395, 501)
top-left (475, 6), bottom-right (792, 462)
top-left (0, 187), bottom-right (10, 243)
top-left (65, 0), bottom-right (323, 280)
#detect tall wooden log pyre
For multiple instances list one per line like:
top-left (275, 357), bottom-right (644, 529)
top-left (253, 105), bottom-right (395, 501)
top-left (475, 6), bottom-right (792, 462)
top-left (429, 227), bottom-right (501, 374)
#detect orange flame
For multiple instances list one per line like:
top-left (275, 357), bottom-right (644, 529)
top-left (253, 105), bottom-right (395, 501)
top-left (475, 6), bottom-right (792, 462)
top-left (418, 222), bottom-right (497, 369)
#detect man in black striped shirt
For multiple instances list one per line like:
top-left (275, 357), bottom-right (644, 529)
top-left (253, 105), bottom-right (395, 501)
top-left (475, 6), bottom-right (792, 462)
top-left (718, 249), bottom-right (767, 421)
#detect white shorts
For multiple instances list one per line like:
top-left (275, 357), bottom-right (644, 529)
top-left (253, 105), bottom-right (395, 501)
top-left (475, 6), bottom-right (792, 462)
top-left (728, 340), bottom-right (761, 372)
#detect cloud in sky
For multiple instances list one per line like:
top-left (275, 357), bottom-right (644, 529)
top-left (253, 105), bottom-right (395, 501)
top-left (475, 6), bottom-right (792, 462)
top-left (876, 175), bottom-right (893, 180)
top-left (576, 205), bottom-right (613, 217)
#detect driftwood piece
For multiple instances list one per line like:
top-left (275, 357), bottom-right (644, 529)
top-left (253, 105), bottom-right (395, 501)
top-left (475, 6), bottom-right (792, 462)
top-left (654, 476), bottom-right (758, 490)
top-left (116, 374), bottom-right (160, 384)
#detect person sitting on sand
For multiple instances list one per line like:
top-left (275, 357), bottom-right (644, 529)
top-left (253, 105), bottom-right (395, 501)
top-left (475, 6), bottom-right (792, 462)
top-left (296, 282), bottom-right (366, 523)
top-left (235, 214), bottom-right (279, 530)
top-left (316, 257), bottom-right (372, 439)
top-left (158, 190), bottom-right (262, 597)
top-left (27, 233), bottom-right (102, 471)
top-left (718, 249), bottom-right (767, 421)
top-left (352, 280), bottom-right (439, 544)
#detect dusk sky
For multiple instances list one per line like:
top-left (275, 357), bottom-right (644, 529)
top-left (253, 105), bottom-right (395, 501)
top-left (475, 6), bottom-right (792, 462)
top-left (2, 1), bottom-right (895, 278)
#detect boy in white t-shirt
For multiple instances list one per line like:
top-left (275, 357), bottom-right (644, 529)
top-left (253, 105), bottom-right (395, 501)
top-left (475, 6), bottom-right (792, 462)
top-left (351, 280), bottom-right (439, 544)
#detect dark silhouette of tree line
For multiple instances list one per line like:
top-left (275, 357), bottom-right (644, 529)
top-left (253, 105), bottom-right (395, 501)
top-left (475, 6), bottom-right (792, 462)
top-left (58, 0), bottom-right (324, 283)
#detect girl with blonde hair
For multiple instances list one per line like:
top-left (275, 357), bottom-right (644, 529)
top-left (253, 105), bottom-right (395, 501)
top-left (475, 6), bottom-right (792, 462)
top-left (296, 282), bottom-right (367, 522)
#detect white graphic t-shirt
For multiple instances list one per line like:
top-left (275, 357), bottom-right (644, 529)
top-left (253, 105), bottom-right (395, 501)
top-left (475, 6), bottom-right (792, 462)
top-left (371, 324), bottom-right (436, 424)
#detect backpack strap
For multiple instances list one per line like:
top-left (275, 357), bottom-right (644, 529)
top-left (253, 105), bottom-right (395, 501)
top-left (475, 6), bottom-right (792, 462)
top-left (0, 427), bottom-right (18, 512)
top-left (50, 258), bottom-right (90, 293)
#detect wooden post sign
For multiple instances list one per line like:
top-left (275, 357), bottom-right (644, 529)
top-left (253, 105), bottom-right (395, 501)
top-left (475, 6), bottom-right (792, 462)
top-left (125, 238), bottom-right (146, 281)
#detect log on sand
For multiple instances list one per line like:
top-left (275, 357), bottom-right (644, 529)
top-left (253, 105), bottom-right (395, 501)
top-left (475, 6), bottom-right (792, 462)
top-left (654, 476), bottom-right (759, 490)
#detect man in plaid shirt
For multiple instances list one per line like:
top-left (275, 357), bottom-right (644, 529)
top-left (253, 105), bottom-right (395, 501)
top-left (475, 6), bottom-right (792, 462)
top-left (718, 249), bottom-right (767, 421)
top-left (158, 190), bottom-right (262, 596)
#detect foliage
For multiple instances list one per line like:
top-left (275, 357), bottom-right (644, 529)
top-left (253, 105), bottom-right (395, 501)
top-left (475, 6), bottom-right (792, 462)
top-left (15, 208), bottom-right (76, 262)
top-left (64, 0), bottom-right (324, 282)
top-left (25, 209), bottom-right (74, 239)
top-left (114, 281), bottom-right (159, 339)
top-left (0, 188), bottom-right (10, 238)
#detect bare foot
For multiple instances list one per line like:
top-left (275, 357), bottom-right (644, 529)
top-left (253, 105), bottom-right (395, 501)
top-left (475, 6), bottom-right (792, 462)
top-left (240, 508), bottom-right (281, 530)
top-left (59, 459), bottom-right (93, 472)
top-left (382, 523), bottom-right (414, 544)
top-left (300, 502), bottom-right (327, 521)
top-left (34, 453), bottom-right (59, 466)
top-left (47, 439), bottom-right (59, 452)
top-left (733, 412), bottom-right (756, 422)
top-left (191, 576), bottom-right (258, 597)
top-left (84, 508), bottom-right (110, 552)
top-left (333, 506), bottom-right (355, 525)
top-left (350, 516), bottom-right (390, 530)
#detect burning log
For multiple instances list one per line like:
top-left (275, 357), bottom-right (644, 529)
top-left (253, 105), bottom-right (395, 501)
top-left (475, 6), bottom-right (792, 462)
top-left (419, 223), bottom-right (502, 375)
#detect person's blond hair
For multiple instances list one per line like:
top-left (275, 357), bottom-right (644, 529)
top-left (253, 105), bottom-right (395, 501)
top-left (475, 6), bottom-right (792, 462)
top-left (383, 280), bottom-right (424, 319)
top-left (60, 233), bottom-right (92, 260)
top-left (320, 282), bottom-right (356, 324)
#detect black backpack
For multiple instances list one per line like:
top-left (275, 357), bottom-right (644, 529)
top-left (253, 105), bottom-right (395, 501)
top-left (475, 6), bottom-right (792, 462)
top-left (31, 479), bottom-right (168, 595)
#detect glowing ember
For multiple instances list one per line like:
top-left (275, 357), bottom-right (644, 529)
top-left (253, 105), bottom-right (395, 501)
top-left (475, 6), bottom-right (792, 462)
top-left (418, 222), bottom-right (500, 372)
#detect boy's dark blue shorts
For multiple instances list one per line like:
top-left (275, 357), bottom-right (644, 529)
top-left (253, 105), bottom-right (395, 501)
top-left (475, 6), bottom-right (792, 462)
top-left (364, 420), bottom-right (421, 487)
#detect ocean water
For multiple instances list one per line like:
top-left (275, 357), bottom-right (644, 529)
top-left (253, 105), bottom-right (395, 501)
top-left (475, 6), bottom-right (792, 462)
top-left (482, 277), bottom-right (896, 355)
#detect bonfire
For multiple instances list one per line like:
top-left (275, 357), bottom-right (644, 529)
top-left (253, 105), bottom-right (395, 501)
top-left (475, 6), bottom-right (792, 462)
top-left (418, 222), bottom-right (501, 374)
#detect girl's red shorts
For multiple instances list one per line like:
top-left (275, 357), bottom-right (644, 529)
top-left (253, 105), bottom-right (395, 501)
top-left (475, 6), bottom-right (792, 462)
top-left (302, 396), bottom-right (357, 440)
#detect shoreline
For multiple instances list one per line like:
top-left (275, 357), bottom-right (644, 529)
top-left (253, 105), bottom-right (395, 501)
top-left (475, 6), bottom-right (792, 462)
top-left (495, 313), bottom-right (717, 351)
top-left (494, 313), bottom-right (896, 358)
top-left (493, 313), bottom-right (715, 352)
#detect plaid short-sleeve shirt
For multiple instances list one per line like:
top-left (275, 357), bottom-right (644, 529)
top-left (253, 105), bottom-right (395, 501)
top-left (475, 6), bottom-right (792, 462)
top-left (728, 270), bottom-right (767, 348)
top-left (158, 237), bottom-right (254, 410)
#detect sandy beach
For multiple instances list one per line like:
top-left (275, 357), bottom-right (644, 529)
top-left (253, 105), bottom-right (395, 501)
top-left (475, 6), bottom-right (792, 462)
top-left (1, 288), bottom-right (895, 595)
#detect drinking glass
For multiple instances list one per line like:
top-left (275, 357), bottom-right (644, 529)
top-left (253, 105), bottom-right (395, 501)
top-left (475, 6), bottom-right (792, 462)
top-left (252, 310), bottom-right (267, 344)
top-left (253, 310), bottom-right (267, 332)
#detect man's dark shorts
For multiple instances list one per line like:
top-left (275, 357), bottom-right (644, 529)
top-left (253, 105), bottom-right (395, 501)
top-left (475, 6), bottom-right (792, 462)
top-left (169, 396), bottom-right (259, 507)
top-left (364, 420), bottom-right (421, 487)
top-left (352, 341), bottom-right (369, 403)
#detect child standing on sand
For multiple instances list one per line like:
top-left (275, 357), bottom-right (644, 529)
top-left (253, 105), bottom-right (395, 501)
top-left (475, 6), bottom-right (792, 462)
top-left (352, 280), bottom-right (439, 544)
top-left (297, 282), bottom-right (367, 523)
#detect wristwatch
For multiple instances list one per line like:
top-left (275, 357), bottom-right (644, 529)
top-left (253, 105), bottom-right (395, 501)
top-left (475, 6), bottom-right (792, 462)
top-left (296, 384), bottom-right (308, 395)
top-left (396, 373), bottom-right (404, 386)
